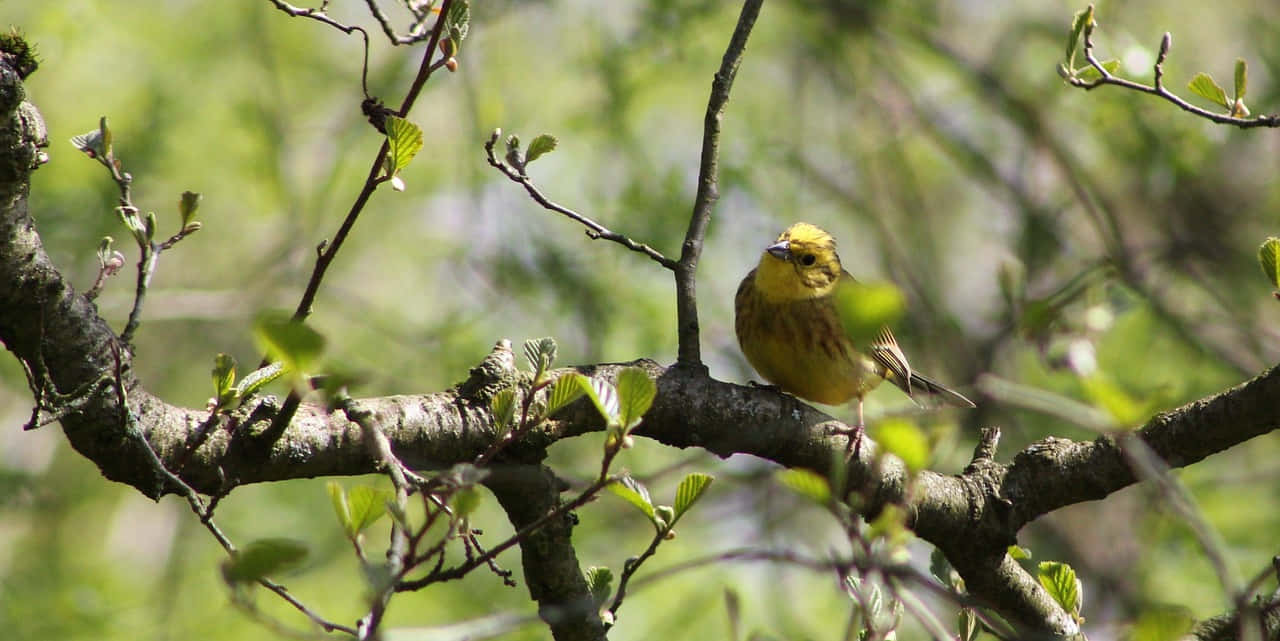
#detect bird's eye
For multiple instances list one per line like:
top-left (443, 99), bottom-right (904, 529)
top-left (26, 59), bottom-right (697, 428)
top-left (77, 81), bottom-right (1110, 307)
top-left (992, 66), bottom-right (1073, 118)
top-left (800, 253), bottom-right (817, 266)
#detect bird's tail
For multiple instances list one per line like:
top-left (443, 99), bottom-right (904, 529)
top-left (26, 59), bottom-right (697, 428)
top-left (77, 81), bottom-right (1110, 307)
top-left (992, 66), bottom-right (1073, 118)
top-left (905, 372), bottom-right (976, 408)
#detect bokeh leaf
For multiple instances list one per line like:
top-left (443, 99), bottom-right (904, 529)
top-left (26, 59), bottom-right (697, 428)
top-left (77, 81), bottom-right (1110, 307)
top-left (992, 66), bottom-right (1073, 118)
top-left (874, 418), bottom-right (930, 473)
top-left (221, 538), bottom-right (309, 584)
top-left (834, 280), bottom-right (905, 348)
top-left (776, 468), bottom-right (831, 505)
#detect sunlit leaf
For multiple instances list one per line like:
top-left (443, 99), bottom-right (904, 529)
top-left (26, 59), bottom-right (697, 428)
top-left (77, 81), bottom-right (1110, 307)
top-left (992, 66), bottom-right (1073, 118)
top-left (1075, 59), bottom-right (1119, 82)
top-left (672, 473), bottom-right (713, 522)
top-left (235, 362), bottom-right (286, 399)
top-left (1038, 561), bottom-right (1082, 618)
top-left (523, 337), bottom-right (556, 380)
top-left (384, 115), bottom-right (424, 174)
top-left (1187, 72), bottom-right (1228, 108)
top-left (253, 311), bottom-right (325, 377)
top-left (1234, 58), bottom-right (1247, 100)
top-left (221, 538), bottom-right (308, 584)
top-left (1008, 545), bottom-right (1032, 560)
top-left (179, 191), bottom-right (201, 227)
top-left (545, 373), bottom-right (587, 416)
top-left (212, 353), bottom-right (237, 407)
top-left (615, 367), bottom-right (656, 431)
top-left (775, 468), bottom-right (831, 505)
top-left (450, 486), bottom-right (482, 518)
top-left (874, 419), bottom-right (930, 473)
top-left (491, 388), bottom-right (517, 430)
top-left (1064, 6), bottom-right (1093, 67)
top-left (607, 475), bottom-right (655, 522)
top-left (347, 485), bottom-right (393, 535)
top-left (525, 134), bottom-right (559, 165)
top-left (1258, 237), bottom-right (1280, 288)
top-left (585, 378), bottom-right (620, 425)
top-left (585, 566), bottom-right (613, 607)
top-left (834, 280), bottom-right (905, 348)
top-left (327, 481), bottom-right (352, 535)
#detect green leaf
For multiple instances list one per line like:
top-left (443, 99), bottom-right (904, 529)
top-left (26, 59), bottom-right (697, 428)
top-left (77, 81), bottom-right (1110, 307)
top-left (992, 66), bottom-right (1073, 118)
top-left (384, 115), bottom-right (424, 175)
top-left (958, 608), bottom-right (978, 641)
top-left (525, 134), bottom-right (559, 165)
top-left (70, 127), bottom-right (106, 158)
top-left (1258, 237), bottom-right (1280, 288)
top-left (607, 475), bottom-right (656, 522)
top-left (585, 377), bottom-right (620, 425)
top-left (1007, 544), bottom-right (1032, 560)
top-left (347, 486), bottom-right (392, 536)
top-left (327, 481), bottom-right (352, 535)
top-left (179, 191), bottom-right (201, 227)
top-left (212, 353), bottom-right (237, 408)
top-left (1037, 561), bottom-right (1082, 618)
top-left (672, 473), bottom-right (713, 522)
top-left (1075, 59), bottom-right (1119, 82)
top-left (833, 280), bottom-right (906, 348)
top-left (545, 373), bottom-right (588, 416)
top-left (1187, 72), bottom-right (1229, 108)
top-left (584, 566), bottom-right (613, 607)
top-left (1234, 58), bottom-right (1247, 100)
top-left (490, 388), bottom-right (517, 430)
top-left (450, 486), bottom-right (482, 518)
top-left (775, 468), bottom-right (831, 505)
top-left (252, 311), bottom-right (325, 377)
top-left (874, 419), bottom-right (930, 473)
top-left (1080, 374), bottom-right (1147, 427)
top-left (867, 503), bottom-right (911, 548)
top-left (445, 0), bottom-right (470, 50)
top-left (615, 367), bottom-right (656, 432)
top-left (1131, 604), bottom-right (1194, 641)
top-left (221, 538), bottom-right (309, 584)
top-left (1064, 6), bottom-right (1092, 67)
top-left (235, 362), bottom-right (286, 400)
top-left (524, 336), bottom-right (557, 380)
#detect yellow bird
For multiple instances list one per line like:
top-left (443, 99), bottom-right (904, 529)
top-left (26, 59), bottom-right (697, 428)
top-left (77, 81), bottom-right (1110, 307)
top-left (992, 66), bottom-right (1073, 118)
top-left (735, 222), bottom-right (974, 450)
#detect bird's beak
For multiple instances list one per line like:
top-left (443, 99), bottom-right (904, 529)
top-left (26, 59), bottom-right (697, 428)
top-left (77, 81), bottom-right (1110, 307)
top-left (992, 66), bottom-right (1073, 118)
top-left (766, 240), bottom-right (791, 261)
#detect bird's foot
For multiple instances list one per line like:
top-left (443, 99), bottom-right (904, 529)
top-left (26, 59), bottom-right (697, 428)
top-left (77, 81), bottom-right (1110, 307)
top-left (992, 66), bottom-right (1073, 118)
top-left (746, 380), bottom-right (784, 393)
top-left (828, 423), bottom-right (865, 458)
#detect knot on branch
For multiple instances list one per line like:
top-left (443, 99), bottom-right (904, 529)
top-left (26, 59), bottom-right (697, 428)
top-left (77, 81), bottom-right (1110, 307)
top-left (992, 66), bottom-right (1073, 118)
top-left (454, 339), bottom-right (519, 405)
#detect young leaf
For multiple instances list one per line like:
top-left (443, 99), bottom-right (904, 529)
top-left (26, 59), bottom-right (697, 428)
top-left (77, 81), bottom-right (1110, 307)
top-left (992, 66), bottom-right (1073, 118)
top-left (1008, 544), bottom-right (1032, 560)
top-left (1038, 561), bottom-right (1083, 618)
top-left (212, 353), bottom-right (237, 407)
top-left (1258, 237), bottom-right (1280, 288)
top-left (834, 280), bottom-right (905, 348)
top-left (221, 538), bottom-right (309, 584)
top-left (252, 311), bottom-right (325, 376)
top-left (235, 362), bottom-right (286, 399)
top-left (328, 481), bottom-right (353, 535)
top-left (1187, 72), bottom-right (1229, 108)
top-left (490, 388), bottom-right (517, 430)
top-left (1075, 59), bottom-right (1119, 83)
top-left (607, 475), bottom-right (656, 522)
top-left (874, 419), bottom-right (930, 473)
top-left (450, 486), bottom-right (482, 518)
top-left (525, 134), bottom-right (559, 165)
top-left (523, 337), bottom-right (556, 380)
top-left (672, 473), bottom-right (713, 522)
top-left (584, 566), bottom-right (613, 607)
top-left (1234, 58), bottom-right (1247, 100)
top-left (1064, 6), bottom-right (1093, 68)
top-left (958, 608), bottom-right (979, 641)
top-left (179, 191), bottom-right (202, 227)
top-left (384, 115), bottom-right (424, 175)
top-left (546, 373), bottom-right (588, 416)
top-left (445, 0), bottom-right (469, 50)
top-left (615, 367), bottom-right (656, 431)
top-left (585, 377), bottom-right (620, 425)
top-left (775, 468), bottom-right (831, 505)
top-left (347, 485), bottom-right (392, 535)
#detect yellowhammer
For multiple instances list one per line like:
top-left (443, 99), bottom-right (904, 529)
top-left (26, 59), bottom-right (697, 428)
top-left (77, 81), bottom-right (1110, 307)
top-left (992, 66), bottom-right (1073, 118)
top-left (735, 222), bottom-right (974, 451)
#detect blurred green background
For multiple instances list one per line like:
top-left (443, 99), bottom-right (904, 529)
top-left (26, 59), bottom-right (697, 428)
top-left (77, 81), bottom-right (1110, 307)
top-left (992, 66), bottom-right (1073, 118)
top-left (2, 1), bottom-right (1279, 639)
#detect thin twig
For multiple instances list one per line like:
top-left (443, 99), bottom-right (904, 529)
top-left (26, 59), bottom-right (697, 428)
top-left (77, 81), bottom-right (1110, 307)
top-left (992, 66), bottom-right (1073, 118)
top-left (482, 134), bottom-right (676, 270)
top-left (1064, 9), bottom-right (1279, 129)
top-left (674, 0), bottom-right (764, 366)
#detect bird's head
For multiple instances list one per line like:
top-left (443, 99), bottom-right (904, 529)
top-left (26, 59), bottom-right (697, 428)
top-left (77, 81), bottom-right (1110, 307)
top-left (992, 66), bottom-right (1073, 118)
top-left (753, 222), bottom-right (843, 300)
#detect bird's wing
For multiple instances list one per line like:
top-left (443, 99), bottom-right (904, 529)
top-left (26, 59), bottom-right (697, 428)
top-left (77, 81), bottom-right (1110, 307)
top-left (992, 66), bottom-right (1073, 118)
top-left (868, 326), bottom-right (913, 396)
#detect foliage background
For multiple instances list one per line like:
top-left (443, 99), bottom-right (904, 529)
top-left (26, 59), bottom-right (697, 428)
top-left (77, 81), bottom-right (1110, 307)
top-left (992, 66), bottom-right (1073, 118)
top-left (2, 1), bottom-right (1278, 639)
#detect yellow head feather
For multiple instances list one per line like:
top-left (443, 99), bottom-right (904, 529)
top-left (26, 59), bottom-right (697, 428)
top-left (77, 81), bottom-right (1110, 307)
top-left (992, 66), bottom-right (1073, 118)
top-left (752, 222), bottom-right (844, 301)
